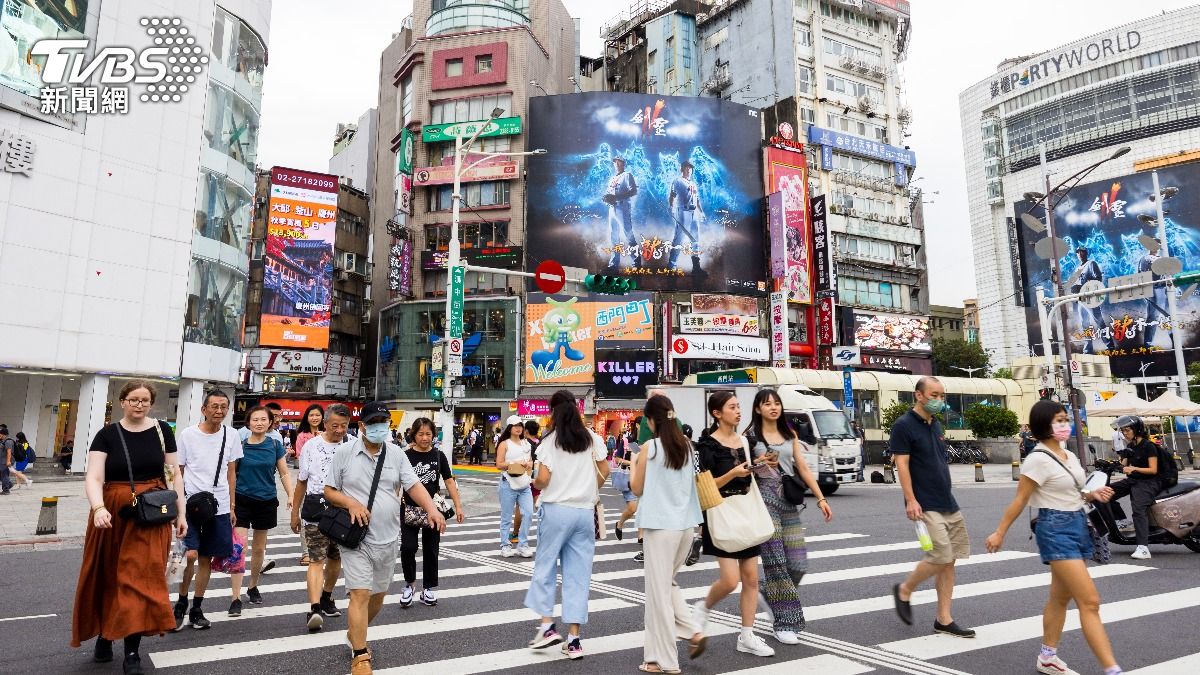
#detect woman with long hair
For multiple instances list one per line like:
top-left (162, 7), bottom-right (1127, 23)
top-left (746, 388), bottom-right (833, 645)
top-left (986, 400), bottom-right (1123, 675)
top-left (293, 404), bottom-right (324, 565)
top-left (525, 390), bottom-right (609, 660)
top-left (10, 431), bottom-right (34, 486)
top-left (72, 380), bottom-right (187, 675)
top-left (496, 414), bottom-right (534, 558)
top-left (692, 391), bottom-right (775, 658)
top-left (399, 417), bottom-right (466, 609)
top-left (632, 394), bottom-right (706, 673)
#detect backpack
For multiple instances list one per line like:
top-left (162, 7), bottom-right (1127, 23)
top-left (471, 432), bottom-right (484, 453)
top-left (12, 442), bottom-right (27, 463)
top-left (1155, 442), bottom-right (1178, 488)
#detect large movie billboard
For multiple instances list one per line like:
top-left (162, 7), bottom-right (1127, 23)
top-left (526, 93), bottom-right (766, 293)
top-left (1015, 164), bottom-right (1200, 378)
top-left (524, 292), bottom-right (656, 385)
top-left (261, 167), bottom-right (338, 349)
top-left (764, 147), bottom-right (811, 304)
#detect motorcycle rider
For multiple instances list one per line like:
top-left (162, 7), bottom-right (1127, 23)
top-left (1109, 416), bottom-right (1164, 560)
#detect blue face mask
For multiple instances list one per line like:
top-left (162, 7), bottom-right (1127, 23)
top-left (922, 398), bottom-right (947, 415)
top-left (364, 422), bottom-right (391, 444)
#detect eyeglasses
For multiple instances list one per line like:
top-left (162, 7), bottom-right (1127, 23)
top-left (123, 399), bottom-right (152, 407)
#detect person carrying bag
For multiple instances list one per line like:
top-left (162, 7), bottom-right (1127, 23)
top-left (319, 445), bottom-right (386, 550)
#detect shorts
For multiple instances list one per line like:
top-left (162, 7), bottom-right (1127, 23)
top-left (1034, 508), bottom-right (1093, 565)
top-left (620, 488), bottom-right (637, 503)
top-left (303, 524), bottom-right (341, 563)
top-left (921, 510), bottom-right (970, 565)
top-left (183, 512), bottom-right (234, 558)
top-left (234, 494), bottom-right (279, 530)
top-left (341, 539), bottom-right (398, 594)
top-left (14, 461), bottom-right (30, 472)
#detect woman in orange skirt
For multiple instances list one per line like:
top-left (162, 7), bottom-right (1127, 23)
top-left (72, 380), bottom-right (188, 675)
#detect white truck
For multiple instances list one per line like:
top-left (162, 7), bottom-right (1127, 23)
top-left (648, 378), bottom-right (861, 494)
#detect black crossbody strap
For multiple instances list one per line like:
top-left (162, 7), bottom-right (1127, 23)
top-left (365, 446), bottom-right (386, 512)
top-left (114, 423), bottom-right (139, 501)
top-left (1032, 448), bottom-right (1085, 491)
top-left (212, 427), bottom-right (226, 488)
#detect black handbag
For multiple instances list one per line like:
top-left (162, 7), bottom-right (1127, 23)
top-left (319, 446), bottom-right (386, 550)
top-left (114, 421), bottom-right (178, 527)
top-left (184, 427), bottom-right (226, 523)
top-left (781, 471), bottom-right (806, 507)
top-left (301, 493), bottom-right (327, 522)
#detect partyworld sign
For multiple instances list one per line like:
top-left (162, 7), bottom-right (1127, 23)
top-left (988, 30), bottom-right (1142, 98)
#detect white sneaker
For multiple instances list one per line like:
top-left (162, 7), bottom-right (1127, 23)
top-left (500, 546), bottom-right (517, 558)
top-left (773, 630), bottom-right (799, 645)
top-left (517, 546), bottom-right (533, 558)
top-left (691, 600), bottom-right (710, 636)
top-left (1130, 545), bottom-right (1151, 560)
top-left (25, 477), bottom-right (32, 486)
top-left (1036, 654), bottom-right (1077, 674)
top-left (736, 631), bottom-right (775, 657)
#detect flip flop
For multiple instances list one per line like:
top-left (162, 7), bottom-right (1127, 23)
top-left (688, 634), bottom-right (707, 659)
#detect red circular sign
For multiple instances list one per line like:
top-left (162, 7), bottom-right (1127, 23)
top-left (777, 122), bottom-right (794, 140)
top-left (535, 259), bottom-right (566, 294)
top-left (672, 338), bottom-right (689, 354)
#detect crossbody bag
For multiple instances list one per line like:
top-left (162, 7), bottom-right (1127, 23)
top-left (114, 421), bottom-right (178, 526)
top-left (318, 446), bottom-right (386, 549)
top-left (185, 427), bottom-right (226, 523)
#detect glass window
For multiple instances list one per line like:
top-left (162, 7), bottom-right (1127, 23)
top-left (202, 83), bottom-right (260, 173)
top-left (446, 59), bottom-right (464, 77)
top-left (184, 259), bottom-right (247, 350)
top-left (401, 75), bottom-right (414, 125)
top-left (798, 66), bottom-right (813, 93)
top-left (430, 94), bottom-right (513, 125)
top-left (195, 170), bottom-right (253, 249)
top-left (476, 55), bottom-right (493, 73)
top-left (665, 36), bottom-right (675, 71)
top-left (211, 9), bottom-right (266, 100)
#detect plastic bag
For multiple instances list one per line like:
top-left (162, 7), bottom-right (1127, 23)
top-left (166, 539), bottom-right (185, 585)
top-left (209, 530), bottom-right (246, 574)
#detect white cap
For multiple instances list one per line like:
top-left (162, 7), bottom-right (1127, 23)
top-left (505, 414), bottom-right (522, 427)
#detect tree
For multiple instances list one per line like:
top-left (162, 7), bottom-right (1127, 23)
top-left (881, 401), bottom-right (912, 435)
top-left (963, 402), bottom-right (1020, 439)
top-left (993, 367), bottom-right (1014, 380)
top-left (1189, 362), bottom-right (1200, 404)
top-left (931, 337), bottom-right (991, 377)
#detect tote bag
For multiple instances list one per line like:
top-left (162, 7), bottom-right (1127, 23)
top-left (706, 439), bottom-right (774, 551)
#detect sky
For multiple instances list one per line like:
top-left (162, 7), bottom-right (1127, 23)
top-left (256, 0), bottom-right (1198, 308)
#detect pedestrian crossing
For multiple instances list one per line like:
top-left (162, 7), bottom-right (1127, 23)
top-left (140, 487), bottom-right (1200, 674)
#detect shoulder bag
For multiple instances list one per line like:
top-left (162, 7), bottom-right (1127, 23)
top-left (1028, 449), bottom-right (1111, 565)
top-left (693, 441), bottom-right (724, 511)
top-left (503, 442), bottom-right (533, 491)
top-left (779, 439), bottom-right (808, 507)
top-left (706, 438), bottom-right (774, 552)
top-left (593, 458), bottom-right (608, 541)
top-left (185, 427), bottom-right (225, 523)
top-left (114, 421), bottom-right (178, 527)
top-left (319, 446), bottom-right (386, 549)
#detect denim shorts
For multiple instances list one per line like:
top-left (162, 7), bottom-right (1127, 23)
top-left (1034, 508), bottom-right (1093, 565)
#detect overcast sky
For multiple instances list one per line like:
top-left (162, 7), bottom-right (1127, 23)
top-left (256, 0), bottom-right (1197, 308)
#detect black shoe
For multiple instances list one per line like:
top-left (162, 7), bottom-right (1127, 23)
top-left (685, 537), bottom-right (702, 566)
top-left (93, 638), bottom-right (113, 663)
top-left (306, 610), bottom-right (324, 632)
top-left (247, 587), bottom-right (263, 605)
top-left (614, 523), bottom-right (623, 541)
top-left (320, 596), bottom-right (342, 617)
top-left (189, 608), bottom-right (211, 629)
top-left (633, 551), bottom-right (644, 563)
top-left (172, 599), bottom-right (187, 632)
top-left (260, 560), bottom-right (276, 574)
top-left (228, 599), bottom-right (243, 617)
top-left (893, 584), bottom-right (913, 625)
top-left (123, 653), bottom-right (144, 675)
top-left (933, 620), bottom-right (975, 638)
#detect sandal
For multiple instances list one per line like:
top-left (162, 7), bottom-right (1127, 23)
top-left (299, 554), bottom-right (310, 566)
top-left (638, 664), bottom-right (680, 674)
top-left (688, 634), bottom-right (707, 660)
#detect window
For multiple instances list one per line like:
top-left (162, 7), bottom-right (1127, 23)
top-left (665, 37), bottom-right (675, 71)
top-left (681, 19), bottom-right (692, 69)
top-left (430, 94), bottom-right (513, 125)
top-left (424, 220), bottom-right (510, 251)
top-left (446, 58), bottom-right (464, 77)
top-left (794, 21), bottom-right (812, 48)
top-left (426, 135), bottom-right (511, 165)
top-left (798, 65), bottom-right (813, 94)
top-left (838, 277), bottom-right (902, 309)
top-left (831, 152), bottom-right (891, 180)
top-left (401, 75), bottom-right (413, 125)
top-left (824, 74), bottom-right (884, 104)
top-left (704, 27), bottom-right (728, 51)
top-left (825, 111), bottom-right (887, 143)
top-left (428, 181), bottom-right (512, 212)
top-left (476, 55), bottom-right (493, 73)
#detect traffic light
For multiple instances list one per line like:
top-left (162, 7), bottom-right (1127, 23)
top-left (584, 274), bottom-right (637, 294)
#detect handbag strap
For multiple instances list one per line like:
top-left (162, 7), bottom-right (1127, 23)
top-left (365, 445), bottom-right (387, 512)
top-left (114, 422), bottom-right (140, 501)
top-left (1031, 448), bottom-right (1085, 492)
top-left (212, 427), bottom-right (226, 488)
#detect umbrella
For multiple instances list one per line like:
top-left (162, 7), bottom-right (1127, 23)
top-left (1148, 392), bottom-right (1200, 463)
top-left (1086, 391), bottom-right (1155, 416)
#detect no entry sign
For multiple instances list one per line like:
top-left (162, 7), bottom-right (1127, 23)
top-left (535, 259), bottom-right (566, 294)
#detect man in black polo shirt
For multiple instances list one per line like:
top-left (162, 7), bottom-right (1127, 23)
top-left (889, 377), bottom-right (975, 638)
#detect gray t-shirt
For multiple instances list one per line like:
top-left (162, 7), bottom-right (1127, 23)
top-left (326, 438), bottom-right (419, 546)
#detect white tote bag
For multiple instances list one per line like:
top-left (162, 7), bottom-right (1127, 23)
top-left (707, 471), bottom-right (774, 552)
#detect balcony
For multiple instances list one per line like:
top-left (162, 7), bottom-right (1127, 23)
top-left (426, 2), bottom-right (529, 37)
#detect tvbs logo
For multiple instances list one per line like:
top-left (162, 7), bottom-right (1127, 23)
top-left (34, 17), bottom-right (208, 114)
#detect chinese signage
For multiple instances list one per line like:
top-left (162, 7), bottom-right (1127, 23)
top-left (812, 195), bottom-right (834, 294)
top-left (397, 174), bottom-right (413, 214)
top-left (449, 266), bottom-right (465, 338)
top-left (517, 398), bottom-right (585, 416)
top-left (680, 313), bottom-right (760, 335)
top-left (691, 294), bottom-right (758, 316)
top-left (325, 354), bottom-right (362, 378)
top-left (988, 30), bottom-right (1141, 99)
top-left (852, 313), bottom-right (932, 352)
top-left (248, 349), bottom-right (326, 375)
top-left (843, 369), bottom-right (854, 410)
top-left (397, 128), bottom-right (415, 174)
top-left (260, 399), bottom-right (363, 422)
top-left (0, 129), bottom-right (35, 176)
top-left (422, 246), bottom-right (523, 270)
top-left (670, 335), bottom-right (770, 361)
top-left (1005, 217), bottom-right (1025, 308)
top-left (860, 352), bottom-right (932, 374)
top-left (261, 167), bottom-right (339, 349)
top-left (422, 116), bottom-right (522, 143)
top-left (388, 238), bottom-right (413, 297)
top-left (595, 349), bottom-right (659, 398)
top-left (695, 369), bottom-right (757, 384)
top-left (807, 126), bottom-right (915, 185)
top-left (769, 291), bottom-right (789, 368)
top-left (413, 160), bottom-right (519, 186)
top-left (817, 296), bottom-right (836, 346)
top-left (764, 147), bottom-right (811, 304)
top-left (524, 292), bottom-right (656, 384)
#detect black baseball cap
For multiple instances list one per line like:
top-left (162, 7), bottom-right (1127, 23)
top-left (360, 401), bottom-right (391, 424)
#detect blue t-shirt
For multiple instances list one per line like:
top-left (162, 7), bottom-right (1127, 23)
top-left (236, 438), bottom-right (286, 501)
top-left (889, 410), bottom-right (958, 513)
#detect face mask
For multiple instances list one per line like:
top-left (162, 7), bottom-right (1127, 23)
top-left (1052, 422), bottom-right (1072, 442)
top-left (922, 398), bottom-right (946, 415)
top-left (364, 423), bottom-right (391, 444)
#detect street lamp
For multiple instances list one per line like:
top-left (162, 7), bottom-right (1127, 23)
top-left (1137, 361), bottom-right (1154, 400)
top-left (951, 366), bottom-right (985, 379)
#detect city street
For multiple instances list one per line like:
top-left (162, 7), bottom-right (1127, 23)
top-left (4, 473), bottom-right (1199, 674)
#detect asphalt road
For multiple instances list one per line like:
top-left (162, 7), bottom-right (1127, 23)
top-left (4, 477), bottom-right (1199, 674)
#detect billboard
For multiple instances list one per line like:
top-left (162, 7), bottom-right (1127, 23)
top-left (764, 147), bottom-right (811, 304)
top-left (852, 312), bottom-right (931, 352)
top-left (526, 93), bottom-right (766, 293)
top-left (261, 167), bottom-right (339, 349)
top-left (595, 348), bottom-right (659, 399)
top-left (1015, 165), bottom-right (1200, 378)
top-left (0, 0), bottom-right (93, 128)
top-left (388, 238), bottom-right (413, 297)
top-left (524, 292), bottom-right (656, 384)
top-left (670, 334), bottom-right (770, 361)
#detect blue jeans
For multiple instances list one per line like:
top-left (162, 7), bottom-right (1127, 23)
top-left (498, 478), bottom-right (533, 549)
top-left (0, 465), bottom-right (11, 492)
top-left (524, 502), bottom-right (596, 625)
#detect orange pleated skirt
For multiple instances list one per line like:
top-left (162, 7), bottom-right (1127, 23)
top-left (71, 479), bottom-right (175, 647)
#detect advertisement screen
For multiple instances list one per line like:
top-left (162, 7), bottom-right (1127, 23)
top-left (524, 292), bottom-right (656, 384)
top-left (764, 147), bottom-right (811, 304)
top-left (261, 167), bottom-right (339, 349)
top-left (1015, 165), bottom-right (1200, 378)
top-left (595, 348), bottom-right (659, 399)
top-left (526, 93), bottom-right (766, 293)
top-left (0, 0), bottom-right (92, 125)
top-left (852, 312), bottom-right (932, 352)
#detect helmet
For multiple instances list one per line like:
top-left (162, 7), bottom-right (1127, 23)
top-left (1114, 415), bottom-right (1146, 438)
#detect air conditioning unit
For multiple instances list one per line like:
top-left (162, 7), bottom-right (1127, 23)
top-left (361, 312), bottom-right (371, 324)
top-left (338, 270), bottom-right (351, 281)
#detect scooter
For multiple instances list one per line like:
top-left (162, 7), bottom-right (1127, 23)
top-left (1086, 446), bottom-right (1200, 553)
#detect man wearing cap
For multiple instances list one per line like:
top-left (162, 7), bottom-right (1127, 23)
top-left (668, 160), bottom-right (703, 274)
top-left (324, 401), bottom-right (446, 675)
top-left (603, 156), bottom-right (639, 270)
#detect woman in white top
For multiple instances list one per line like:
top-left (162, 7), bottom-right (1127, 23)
top-left (496, 415), bottom-right (534, 558)
top-left (986, 400), bottom-right (1122, 675)
top-left (525, 390), bottom-right (609, 661)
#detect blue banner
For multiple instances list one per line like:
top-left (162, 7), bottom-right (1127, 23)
top-left (807, 126), bottom-right (917, 170)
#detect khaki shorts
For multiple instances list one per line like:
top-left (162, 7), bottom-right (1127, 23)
top-left (922, 510), bottom-right (970, 565)
top-left (303, 524), bottom-right (341, 563)
top-left (341, 539), bottom-right (398, 594)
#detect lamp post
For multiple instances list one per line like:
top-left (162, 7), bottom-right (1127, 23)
top-left (951, 365), bottom-right (984, 379)
top-left (1137, 361), bottom-right (1154, 400)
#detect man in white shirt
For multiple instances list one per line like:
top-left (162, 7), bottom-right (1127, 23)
top-left (173, 389), bottom-right (242, 631)
top-left (1111, 424), bottom-right (1127, 456)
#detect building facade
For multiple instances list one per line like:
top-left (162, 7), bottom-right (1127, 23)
top-left (599, 1), bottom-right (709, 96)
top-left (960, 5), bottom-right (1200, 368)
top-left (0, 0), bottom-right (271, 461)
top-left (329, 108), bottom-right (379, 195)
top-left (928, 304), bottom-right (966, 344)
